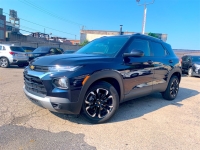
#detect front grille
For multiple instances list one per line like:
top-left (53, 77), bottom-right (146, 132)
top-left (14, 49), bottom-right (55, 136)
top-left (24, 72), bottom-right (47, 96)
top-left (29, 65), bottom-right (49, 72)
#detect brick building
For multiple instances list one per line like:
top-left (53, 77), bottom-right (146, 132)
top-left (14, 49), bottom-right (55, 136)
top-left (0, 8), bottom-right (6, 41)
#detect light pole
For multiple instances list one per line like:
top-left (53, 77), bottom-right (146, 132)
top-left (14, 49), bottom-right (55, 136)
top-left (136, 0), bottom-right (155, 34)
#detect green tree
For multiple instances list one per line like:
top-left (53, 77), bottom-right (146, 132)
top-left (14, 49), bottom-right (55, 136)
top-left (148, 32), bottom-right (159, 38)
top-left (79, 40), bottom-right (89, 46)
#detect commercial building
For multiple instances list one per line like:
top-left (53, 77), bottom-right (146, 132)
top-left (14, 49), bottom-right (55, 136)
top-left (80, 29), bottom-right (168, 43)
top-left (0, 8), bottom-right (6, 41)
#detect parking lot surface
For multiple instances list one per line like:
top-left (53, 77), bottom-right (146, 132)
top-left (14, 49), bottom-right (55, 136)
top-left (0, 66), bottom-right (200, 150)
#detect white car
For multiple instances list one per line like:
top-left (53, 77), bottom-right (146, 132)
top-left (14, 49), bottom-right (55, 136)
top-left (0, 44), bottom-right (29, 68)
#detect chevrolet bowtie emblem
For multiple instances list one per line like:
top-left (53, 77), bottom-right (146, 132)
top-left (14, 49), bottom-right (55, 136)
top-left (30, 65), bottom-right (35, 70)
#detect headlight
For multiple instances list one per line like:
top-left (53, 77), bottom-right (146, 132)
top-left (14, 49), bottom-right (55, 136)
top-left (194, 64), bottom-right (200, 68)
top-left (53, 77), bottom-right (68, 89)
top-left (48, 65), bottom-right (82, 72)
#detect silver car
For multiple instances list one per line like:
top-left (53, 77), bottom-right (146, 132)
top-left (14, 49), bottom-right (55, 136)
top-left (0, 44), bottom-right (29, 68)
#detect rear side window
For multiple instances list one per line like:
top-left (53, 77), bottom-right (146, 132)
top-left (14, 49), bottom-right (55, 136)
top-left (128, 39), bottom-right (151, 56)
top-left (49, 48), bottom-right (62, 54)
top-left (10, 46), bottom-right (24, 52)
top-left (150, 42), bottom-right (167, 56)
top-left (182, 56), bottom-right (187, 61)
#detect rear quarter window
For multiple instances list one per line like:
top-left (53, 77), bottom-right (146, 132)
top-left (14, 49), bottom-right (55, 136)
top-left (10, 46), bottom-right (25, 52)
top-left (150, 41), bottom-right (167, 56)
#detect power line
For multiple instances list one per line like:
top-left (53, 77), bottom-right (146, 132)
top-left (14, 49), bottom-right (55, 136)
top-left (3, 12), bottom-right (76, 36)
top-left (18, 0), bottom-right (83, 27)
top-left (0, 22), bottom-right (68, 38)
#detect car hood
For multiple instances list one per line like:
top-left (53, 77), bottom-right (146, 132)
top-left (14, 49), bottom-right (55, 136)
top-left (31, 53), bottom-right (114, 66)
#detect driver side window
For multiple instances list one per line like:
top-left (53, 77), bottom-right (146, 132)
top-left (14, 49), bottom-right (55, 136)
top-left (128, 39), bottom-right (151, 56)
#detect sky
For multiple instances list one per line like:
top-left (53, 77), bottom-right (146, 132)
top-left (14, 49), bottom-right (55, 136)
top-left (0, 0), bottom-right (200, 50)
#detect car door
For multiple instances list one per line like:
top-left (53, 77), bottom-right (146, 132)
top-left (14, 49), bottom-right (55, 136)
top-left (149, 41), bottom-right (173, 92)
top-left (122, 38), bottom-right (154, 101)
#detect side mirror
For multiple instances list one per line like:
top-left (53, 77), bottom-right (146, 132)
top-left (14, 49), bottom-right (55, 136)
top-left (123, 50), bottom-right (144, 57)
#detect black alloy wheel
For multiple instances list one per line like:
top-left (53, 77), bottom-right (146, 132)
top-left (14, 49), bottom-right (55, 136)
top-left (162, 76), bottom-right (180, 100)
top-left (82, 81), bottom-right (119, 124)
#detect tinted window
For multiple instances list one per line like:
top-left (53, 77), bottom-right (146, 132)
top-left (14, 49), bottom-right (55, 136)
top-left (182, 56), bottom-right (187, 61)
top-left (128, 39), bottom-right (150, 56)
top-left (150, 42), bottom-right (166, 56)
top-left (49, 48), bottom-right (62, 54)
top-left (76, 37), bottom-right (129, 57)
top-left (10, 46), bottom-right (24, 52)
top-left (33, 47), bottom-right (50, 53)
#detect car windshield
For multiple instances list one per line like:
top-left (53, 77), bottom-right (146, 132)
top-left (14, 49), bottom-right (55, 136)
top-left (76, 36), bottom-right (129, 57)
top-left (10, 46), bottom-right (25, 52)
top-left (192, 56), bottom-right (200, 62)
top-left (33, 47), bottom-right (50, 53)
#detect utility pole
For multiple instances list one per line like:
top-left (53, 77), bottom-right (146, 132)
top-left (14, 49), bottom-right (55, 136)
top-left (136, 0), bottom-right (155, 34)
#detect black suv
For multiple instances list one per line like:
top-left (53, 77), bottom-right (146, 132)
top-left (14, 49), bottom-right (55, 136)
top-left (23, 34), bottom-right (181, 123)
top-left (181, 55), bottom-right (200, 77)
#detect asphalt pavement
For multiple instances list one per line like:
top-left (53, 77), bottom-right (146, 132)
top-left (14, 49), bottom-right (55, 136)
top-left (0, 66), bottom-right (200, 150)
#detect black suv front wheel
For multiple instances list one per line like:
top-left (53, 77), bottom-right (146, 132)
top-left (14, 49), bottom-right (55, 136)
top-left (82, 81), bottom-right (119, 124)
top-left (162, 76), bottom-right (179, 100)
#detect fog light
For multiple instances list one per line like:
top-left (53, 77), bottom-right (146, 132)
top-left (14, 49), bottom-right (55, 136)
top-left (53, 77), bottom-right (68, 89)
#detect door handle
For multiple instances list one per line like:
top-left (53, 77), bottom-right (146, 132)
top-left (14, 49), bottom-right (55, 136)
top-left (169, 60), bottom-right (173, 63)
top-left (148, 60), bottom-right (153, 64)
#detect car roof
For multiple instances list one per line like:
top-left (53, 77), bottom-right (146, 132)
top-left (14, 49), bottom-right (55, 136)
top-left (100, 33), bottom-right (163, 43)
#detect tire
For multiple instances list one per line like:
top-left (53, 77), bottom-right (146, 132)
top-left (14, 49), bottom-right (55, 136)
top-left (162, 76), bottom-right (180, 100)
top-left (82, 81), bottom-right (119, 124)
top-left (0, 57), bottom-right (10, 68)
top-left (188, 67), bottom-right (193, 77)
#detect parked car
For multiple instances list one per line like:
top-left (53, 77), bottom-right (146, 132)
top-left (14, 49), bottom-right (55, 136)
top-left (23, 33), bottom-right (182, 123)
top-left (63, 50), bottom-right (76, 54)
top-left (27, 46), bottom-right (63, 61)
top-left (181, 55), bottom-right (200, 77)
top-left (22, 46), bottom-right (36, 52)
top-left (0, 44), bottom-right (29, 68)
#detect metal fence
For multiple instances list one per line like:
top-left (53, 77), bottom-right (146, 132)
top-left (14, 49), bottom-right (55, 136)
top-left (0, 41), bottom-right (82, 51)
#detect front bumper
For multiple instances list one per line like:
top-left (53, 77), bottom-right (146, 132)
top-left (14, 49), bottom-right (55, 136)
top-left (23, 86), bottom-right (82, 114)
top-left (11, 59), bottom-right (29, 65)
top-left (193, 67), bottom-right (200, 76)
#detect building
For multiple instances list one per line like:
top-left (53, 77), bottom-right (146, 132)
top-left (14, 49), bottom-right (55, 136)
top-left (0, 8), bottom-right (6, 41)
top-left (80, 29), bottom-right (168, 43)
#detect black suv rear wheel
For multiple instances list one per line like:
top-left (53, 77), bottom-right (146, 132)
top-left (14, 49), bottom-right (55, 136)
top-left (82, 81), bottom-right (119, 124)
top-left (162, 76), bottom-right (179, 100)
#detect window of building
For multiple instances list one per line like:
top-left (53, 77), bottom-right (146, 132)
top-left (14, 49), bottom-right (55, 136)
top-left (0, 20), bottom-right (4, 28)
top-left (0, 30), bottom-right (4, 39)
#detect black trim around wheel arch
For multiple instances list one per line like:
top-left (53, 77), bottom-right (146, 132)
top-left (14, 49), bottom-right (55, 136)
top-left (75, 70), bottom-right (124, 114)
top-left (167, 67), bottom-right (182, 83)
